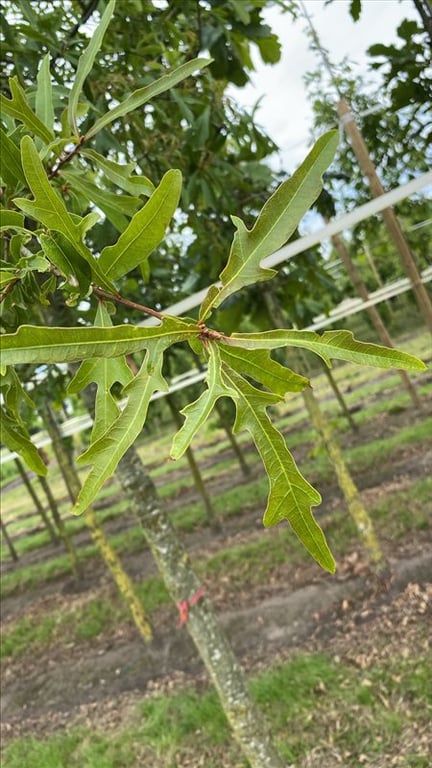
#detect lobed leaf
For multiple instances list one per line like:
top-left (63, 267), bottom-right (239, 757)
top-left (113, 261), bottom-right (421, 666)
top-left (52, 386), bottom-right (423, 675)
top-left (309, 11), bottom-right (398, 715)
top-left (85, 58), bottom-right (211, 140)
top-left (68, 303), bottom-right (133, 441)
top-left (221, 363), bottom-right (335, 572)
top-left (99, 169), bottom-right (182, 279)
top-left (74, 340), bottom-right (169, 514)
top-left (0, 407), bottom-right (47, 476)
top-left (81, 149), bottom-right (155, 197)
top-left (218, 344), bottom-right (309, 396)
top-left (61, 170), bottom-right (141, 232)
top-left (14, 136), bottom-right (112, 290)
top-left (0, 126), bottom-right (26, 186)
top-left (0, 77), bottom-right (54, 144)
top-left (1, 317), bottom-right (199, 366)
top-left (171, 343), bottom-right (237, 460)
top-left (224, 329), bottom-right (428, 371)
top-left (199, 131), bottom-right (339, 321)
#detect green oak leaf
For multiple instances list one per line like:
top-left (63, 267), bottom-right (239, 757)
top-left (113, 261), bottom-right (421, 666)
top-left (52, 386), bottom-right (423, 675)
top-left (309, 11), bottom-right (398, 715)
top-left (68, 302), bottom-right (133, 441)
top-left (85, 58), bottom-right (211, 140)
top-left (81, 149), bottom-right (155, 197)
top-left (0, 407), bottom-right (47, 476)
top-left (225, 329), bottom-right (427, 371)
top-left (199, 130), bottom-right (339, 321)
top-left (98, 169), bottom-right (182, 279)
top-left (218, 343), bottom-right (309, 396)
top-left (74, 339), bottom-right (169, 515)
top-left (0, 210), bottom-right (25, 230)
top-left (68, 0), bottom-right (115, 134)
top-left (0, 126), bottom-right (26, 186)
top-left (14, 136), bottom-right (113, 290)
top-left (39, 233), bottom-right (92, 293)
top-left (221, 363), bottom-right (335, 573)
top-left (0, 317), bottom-right (200, 366)
top-left (0, 77), bottom-right (54, 144)
top-left (35, 54), bottom-right (54, 138)
top-left (171, 342), bottom-right (237, 459)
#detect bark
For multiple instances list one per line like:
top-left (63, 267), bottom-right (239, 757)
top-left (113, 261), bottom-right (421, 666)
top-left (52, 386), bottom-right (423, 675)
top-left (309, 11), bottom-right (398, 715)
top-left (264, 290), bottom-right (386, 573)
top-left (331, 228), bottom-right (421, 408)
top-left (117, 444), bottom-right (285, 768)
top-left (166, 393), bottom-right (222, 532)
top-left (1, 513), bottom-right (19, 561)
top-left (37, 471), bottom-right (81, 563)
top-left (321, 363), bottom-right (358, 431)
top-left (39, 407), bottom-right (81, 580)
top-left (215, 400), bottom-right (252, 478)
top-left (43, 404), bottom-right (152, 641)
top-left (14, 458), bottom-right (58, 545)
top-left (302, 386), bottom-right (384, 570)
top-left (337, 98), bottom-right (432, 335)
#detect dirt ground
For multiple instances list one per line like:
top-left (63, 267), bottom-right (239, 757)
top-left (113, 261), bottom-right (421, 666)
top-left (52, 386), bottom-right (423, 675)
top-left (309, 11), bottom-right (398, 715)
top-left (1, 384), bottom-right (431, 761)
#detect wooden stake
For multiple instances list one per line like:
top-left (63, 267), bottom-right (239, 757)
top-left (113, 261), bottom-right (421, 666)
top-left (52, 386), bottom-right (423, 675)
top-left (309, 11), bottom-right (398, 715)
top-left (337, 98), bottom-right (432, 335)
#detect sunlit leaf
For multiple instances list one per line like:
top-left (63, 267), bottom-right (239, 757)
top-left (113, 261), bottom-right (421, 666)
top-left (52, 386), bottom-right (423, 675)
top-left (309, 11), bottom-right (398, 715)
top-left (225, 328), bottom-right (427, 371)
top-left (0, 407), bottom-right (47, 476)
top-left (218, 344), bottom-right (309, 396)
top-left (61, 170), bottom-right (141, 232)
top-left (14, 136), bottom-right (112, 290)
top-left (39, 233), bottom-right (92, 293)
top-left (74, 339), bottom-right (169, 515)
top-left (68, 303), bottom-right (133, 441)
top-left (171, 343), bottom-right (237, 459)
top-left (199, 131), bottom-right (339, 321)
top-left (1, 317), bottom-right (199, 366)
top-left (0, 127), bottom-right (26, 186)
top-left (220, 362), bottom-right (334, 572)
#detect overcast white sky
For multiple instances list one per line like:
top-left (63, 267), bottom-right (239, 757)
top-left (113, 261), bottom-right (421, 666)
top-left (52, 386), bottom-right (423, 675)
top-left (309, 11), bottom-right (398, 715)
top-left (229, 0), bottom-right (417, 172)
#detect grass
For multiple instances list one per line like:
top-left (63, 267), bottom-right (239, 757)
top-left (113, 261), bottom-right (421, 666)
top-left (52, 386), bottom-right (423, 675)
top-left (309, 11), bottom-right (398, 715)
top-left (3, 473), bottom-right (430, 662)
top-left (2, 406), bottom-right (430, 597)
top-left (3, 649), bottom-right (431, 767)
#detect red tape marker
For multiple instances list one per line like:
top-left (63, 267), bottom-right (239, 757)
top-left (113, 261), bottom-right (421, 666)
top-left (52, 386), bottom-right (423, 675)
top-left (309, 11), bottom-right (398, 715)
top-left (177, 586), bottom-right (205, 627)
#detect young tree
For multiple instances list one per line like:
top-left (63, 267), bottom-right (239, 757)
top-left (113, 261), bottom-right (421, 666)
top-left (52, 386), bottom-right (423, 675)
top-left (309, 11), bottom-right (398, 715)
top-left (1, 2), bottom-right (426, 763)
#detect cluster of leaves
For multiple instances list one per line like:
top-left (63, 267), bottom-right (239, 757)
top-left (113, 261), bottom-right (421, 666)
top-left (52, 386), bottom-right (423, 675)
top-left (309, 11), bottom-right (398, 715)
top-left (1, 1), bottom-right (426, 572)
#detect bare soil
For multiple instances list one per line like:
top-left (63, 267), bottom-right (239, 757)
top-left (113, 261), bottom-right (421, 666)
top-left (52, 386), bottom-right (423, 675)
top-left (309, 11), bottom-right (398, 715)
top-left (1, 385), bottom-right (431, 763)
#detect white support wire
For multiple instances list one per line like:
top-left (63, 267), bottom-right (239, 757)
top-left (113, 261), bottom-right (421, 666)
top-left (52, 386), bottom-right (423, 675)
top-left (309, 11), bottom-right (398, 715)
top-left (139, 171), bottom-right (432, 325)
top-left (1, 173), bottom-right (431, 466)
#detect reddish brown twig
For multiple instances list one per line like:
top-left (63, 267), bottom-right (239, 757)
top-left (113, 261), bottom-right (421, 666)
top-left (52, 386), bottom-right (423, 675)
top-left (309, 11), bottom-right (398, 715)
top-left (93, 286), bottom-right (164, 320)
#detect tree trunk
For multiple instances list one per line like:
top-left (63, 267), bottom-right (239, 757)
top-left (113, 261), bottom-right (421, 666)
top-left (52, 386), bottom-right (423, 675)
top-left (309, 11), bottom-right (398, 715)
top-left (299, 345), bottom-right (358, 431)
top-left (166, 393), bottom-right (222, 532)
top-left (1, 513), bottom-right (19, 561)
top-left (43, 404), bottom-right (152, 641)
top-left (37, 471), bottom-right (81, 560)
top-left (337, 98), bottom-right (432, 335)
top-left (116, 444), bottom-right (285, 768)
top-left (321, 363), bottom-right (358, 431)
top-left (14, 458), bottom-right (58, 545)
top-left (77, 367), bottom-right (284, 765)
top-left (331, 228), bottom-right (421, 408)
top-left (263, 290), bottom-right (386, 573)
top-left (215, 400), bottom-right (252, 478)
